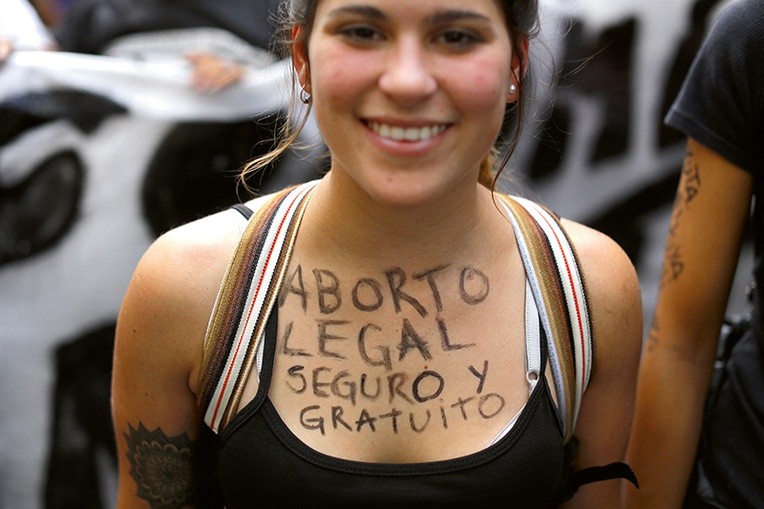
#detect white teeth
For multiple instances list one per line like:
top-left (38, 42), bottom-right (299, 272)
top-left (369, 122), bottom-right (446, 142)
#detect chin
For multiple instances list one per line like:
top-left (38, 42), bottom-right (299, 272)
top-left (364, 176), bottom-right (461, 209)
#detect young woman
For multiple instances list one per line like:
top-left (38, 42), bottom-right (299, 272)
top-left (111, 0), bottom-right (642, 507)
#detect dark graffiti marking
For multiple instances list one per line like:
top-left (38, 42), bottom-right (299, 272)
top-left (468, 361), bottom-right (489, 394)
top-left (317, 319), bottom-right (350, 359)
top-left (314, 269), bottom-right (341, 314)
top-left (280, 264), bottom-right (308, 311)
top-left (399, 319), bottom-right (433, 362)
top-left (413, 264), bottom-right (450, 312)
top-left (287, 362), bottom-right (506, 436)
top-left (352, 278), bottom-right (385, 311)
top-left (459, 267), bottom-right (491, 305)
top-left (280, 321), bottom-right (310, 357)
top-left (124, 423), bottom-right (196, 509)
top-left (386, 268), bottom-right (429, 317)
top-left (358, 323), bottom-right (391, 369)
top-left (279, 264), bottom-right (491, 316)
top-left (282, 316), bottom-right (475, 369)
top-left (411, 371), bottom-right (445, 403)
top-left (278, 263), bottom-right (500, 436)
top-left (438, 317), bottom-right (475, 351)
top-left (279, 264), bottom-right (488, 374)
top-left (298, 392), bottom-right (507, 436)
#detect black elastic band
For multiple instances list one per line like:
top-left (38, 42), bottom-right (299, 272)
top-left (231, 203), bottom-right (253, 219)
top-left (570, 461), bottom-right (639, 489)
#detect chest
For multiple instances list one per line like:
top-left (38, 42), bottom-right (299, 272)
top-left (261, 259), bottom-right (530, 462)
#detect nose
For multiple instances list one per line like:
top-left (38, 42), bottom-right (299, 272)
top-left (378, 37), bottom-right (437, 104)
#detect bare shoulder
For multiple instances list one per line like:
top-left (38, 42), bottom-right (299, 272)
top-left (555, 220), bottom-right (642, 507)
top-left (561, 218), bottom-right (640, 303)
top-left (129, 193), bottom-right (273, 315)
top-left (115, 197), bottom-right (269, 388)
top-left (560, 218), bottom-right (642, 350)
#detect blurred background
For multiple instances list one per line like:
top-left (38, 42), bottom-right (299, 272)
top-left (0, 0), bottom-right (749, 507)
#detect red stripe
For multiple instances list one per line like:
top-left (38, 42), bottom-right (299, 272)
top-left (537, 208), bottom-right (587, 394)
top-left (210, 190), bottom-right (302, 427)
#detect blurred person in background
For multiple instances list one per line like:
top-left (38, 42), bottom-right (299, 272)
top-left (626, 0), bottom-right (764, 507)
top-left (54, 0), bottom-right (283, 92)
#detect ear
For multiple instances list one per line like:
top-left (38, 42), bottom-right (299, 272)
top-left (292, 25), bottom-right (311, 93)
top-left (507, 36), bottom-right (530, 102)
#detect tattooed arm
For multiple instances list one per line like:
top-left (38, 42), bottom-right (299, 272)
top-left (624, 139), bottom-right (754, 508)
top-left (112, 213), bottom-right (239, 508)
top-left (557, 218), bottom-right (643, 508)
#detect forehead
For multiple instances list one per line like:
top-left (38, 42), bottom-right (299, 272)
top-left (312, 0), bottom-right (506, 20)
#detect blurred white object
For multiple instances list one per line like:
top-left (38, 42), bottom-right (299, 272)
top-left (0, 0), bottom-right (55, 50)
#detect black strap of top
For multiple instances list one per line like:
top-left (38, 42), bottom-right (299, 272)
top-left (231, 203), bottom-right (254, 219)
top-left (554, 437), bottom-right (639, 504)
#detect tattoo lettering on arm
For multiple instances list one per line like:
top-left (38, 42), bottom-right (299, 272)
top-left (660, 150), bottom-right (701, 289)
top-left (125, 422), bottom-right (197, 509)
top-left (645, 315), bottom-right (660, 352)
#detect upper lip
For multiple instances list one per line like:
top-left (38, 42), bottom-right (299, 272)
top-left (362, 117), bottom-right (452, 128)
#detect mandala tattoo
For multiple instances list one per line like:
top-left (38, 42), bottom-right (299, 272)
top-left (125, 423), bottom-right (197, 509)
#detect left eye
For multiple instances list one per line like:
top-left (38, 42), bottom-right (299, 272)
top-left (437, 30), bottom-right (480, 47)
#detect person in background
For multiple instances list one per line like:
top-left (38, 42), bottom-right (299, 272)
top-left (28, 0), bottom-right (70, 27)
top-left (53, 0), bottom-right (283, 92)
top-left (626, 0), bottom-right (764, 507)
top-left (111, 0), bottom-right (643, 507)
top-left (0, 0), bottom-right (57, 63)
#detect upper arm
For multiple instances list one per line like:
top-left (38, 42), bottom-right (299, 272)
top-left (650, 138), bottom-right (753, 357)
top-left (112, 215), bottom-right (239, 508)
top-left (622, 139), bottom-right (754, 507)
top-left (560, 221), bottom-right (644, 508)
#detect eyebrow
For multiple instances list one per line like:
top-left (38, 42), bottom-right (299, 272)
top-left (325, 5), bottom-right (492, 24)
top-left (325, 5), bottom-right (386, 20)
top-left (430, 9), bottom-right (493, 25)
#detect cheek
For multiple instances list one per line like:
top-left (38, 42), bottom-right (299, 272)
top-left (447, 58), bottom-right (510, 113)
top-left (310, 48), bottom-right (372, 108)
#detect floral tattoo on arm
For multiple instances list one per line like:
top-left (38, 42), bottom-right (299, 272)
top-left (125, 422), bottom-right (198, 509)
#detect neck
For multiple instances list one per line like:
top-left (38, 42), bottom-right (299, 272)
top-left (299, 174), bottom-right (507, 269)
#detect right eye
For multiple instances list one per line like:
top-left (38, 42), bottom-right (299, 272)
top-left (339, 25), bottom-right (383, 43)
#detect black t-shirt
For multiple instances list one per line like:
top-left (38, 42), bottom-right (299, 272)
top-left (665, 0), bottom-right (764, 295)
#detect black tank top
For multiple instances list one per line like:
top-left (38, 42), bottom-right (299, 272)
top-left (212, 310), bottom-right (568, 508)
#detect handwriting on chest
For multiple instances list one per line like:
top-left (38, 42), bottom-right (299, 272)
top-left (275, 263), bottom-right (515, 436)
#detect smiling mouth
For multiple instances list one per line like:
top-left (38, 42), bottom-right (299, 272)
top-left (367, 121), bottom-right (449, 142)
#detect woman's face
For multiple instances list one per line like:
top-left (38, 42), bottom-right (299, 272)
top-left (294, 0), bottom-right (518, 207)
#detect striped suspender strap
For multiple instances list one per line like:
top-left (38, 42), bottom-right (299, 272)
top-left (498, 194), bottom-right (593, 442)
top-left (198, 181), bottom-right (318, 434)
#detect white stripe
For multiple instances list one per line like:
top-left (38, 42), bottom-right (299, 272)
top-left (524, 280), bottom-right (542, 394)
